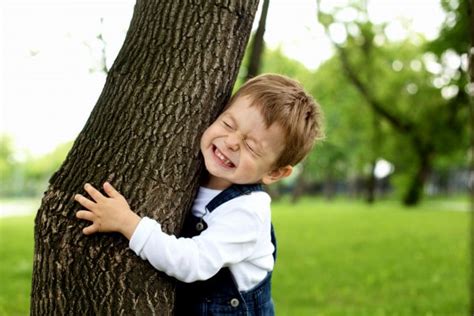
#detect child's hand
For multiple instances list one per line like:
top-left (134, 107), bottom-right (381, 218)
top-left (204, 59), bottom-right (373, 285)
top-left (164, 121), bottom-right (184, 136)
top-left (74, 182), bottom-right (141, 240)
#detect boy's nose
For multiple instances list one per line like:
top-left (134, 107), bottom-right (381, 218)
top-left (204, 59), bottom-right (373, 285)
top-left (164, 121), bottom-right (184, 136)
top-left (224, 133), bottom-right (241, 151)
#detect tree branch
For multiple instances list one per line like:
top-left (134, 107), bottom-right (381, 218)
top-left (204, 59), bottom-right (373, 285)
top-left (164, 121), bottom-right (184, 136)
top-left (336, 45), bottom-right (414, 133)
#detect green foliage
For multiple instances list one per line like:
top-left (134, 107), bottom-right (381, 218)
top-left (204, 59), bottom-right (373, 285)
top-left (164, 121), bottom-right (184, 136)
top-left (237, 46), bottom-right (314, 89)
top-left (261, 48), bottom-right (314, 83)
top-left (22, 141), bottom-right (72, 182)
top-left (426, 0), bottom-right (469, 56)
top-left (0, 137), bottom-right (73, 197)
top-left (0, 198), bottom-right (469, 315)
top-left (306, 55), bottom-right (374, 181)
top-left (313, 0), bottom-right (469, 203)
top-left (0, 135), bottom-right (17, 182)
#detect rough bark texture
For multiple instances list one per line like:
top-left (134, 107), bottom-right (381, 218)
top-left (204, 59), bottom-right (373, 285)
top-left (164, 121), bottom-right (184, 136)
top-left (30, 0), bottom-right (259, 314)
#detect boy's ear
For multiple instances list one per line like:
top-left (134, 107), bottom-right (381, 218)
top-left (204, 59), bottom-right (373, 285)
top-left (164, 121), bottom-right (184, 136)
top-left (262, 165), bottom-right (293, 185)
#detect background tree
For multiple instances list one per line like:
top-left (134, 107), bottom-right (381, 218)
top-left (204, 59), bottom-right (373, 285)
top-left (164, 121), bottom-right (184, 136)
top-left (30, 0), bottom-right (259, 314)
top-left (307, 53), bottom-right (375, 201)
top-left (316, 0), bottom-right (469, 205)
top-left (245, 0), bottom-right (270, 80)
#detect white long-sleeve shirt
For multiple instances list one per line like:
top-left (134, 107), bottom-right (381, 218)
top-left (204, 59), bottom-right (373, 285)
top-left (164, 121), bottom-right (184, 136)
top-left (129, 186), bottom-right (275, 291)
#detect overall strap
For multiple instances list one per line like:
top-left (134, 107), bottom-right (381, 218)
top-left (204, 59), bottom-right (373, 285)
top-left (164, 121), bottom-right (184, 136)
top-left (205, 183), bottom-right (277, 261)
top-left (205, 183), bottom-right (264, 212)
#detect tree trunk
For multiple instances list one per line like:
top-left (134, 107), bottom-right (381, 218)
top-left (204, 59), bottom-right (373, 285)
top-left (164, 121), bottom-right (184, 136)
top-left (366, 105), bottom-right (381, 204)
top-left (402, 152), bottom-right (432, 206)
top-left (366, 159), bottom-right (376, 204)
top-left (245, 0), bottom-right (270, 80)
top-left (30, 0), bottom-right (259, 314)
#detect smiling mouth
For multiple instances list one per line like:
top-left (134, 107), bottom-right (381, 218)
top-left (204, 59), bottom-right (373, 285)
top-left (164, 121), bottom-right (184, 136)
top-left (212, 145), bottom-right (235, 168)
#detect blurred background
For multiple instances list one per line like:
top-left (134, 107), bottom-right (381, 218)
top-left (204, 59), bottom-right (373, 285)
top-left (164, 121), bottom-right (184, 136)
top-left (0, 0), bottom-right (471, 315)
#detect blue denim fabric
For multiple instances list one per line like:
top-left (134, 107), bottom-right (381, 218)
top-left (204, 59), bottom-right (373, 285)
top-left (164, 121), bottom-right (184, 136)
top-left (175, 184), bottom-right (276, 316)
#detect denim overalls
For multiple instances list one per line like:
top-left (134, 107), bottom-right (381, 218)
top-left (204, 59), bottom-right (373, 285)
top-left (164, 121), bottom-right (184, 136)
top-left (175, 184), bottom-right (276, 316)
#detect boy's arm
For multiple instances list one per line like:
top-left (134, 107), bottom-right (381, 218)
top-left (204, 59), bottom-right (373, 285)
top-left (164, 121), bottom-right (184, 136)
top-left (75, 183), bottom-right (266, 283)
top-left (74, 182), bottom-right (141, 239)
top-left (129, 203), bottom-right (263, 283)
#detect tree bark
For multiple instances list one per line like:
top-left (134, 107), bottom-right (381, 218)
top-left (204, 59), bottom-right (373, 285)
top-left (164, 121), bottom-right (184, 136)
top-left (30, 0), bottom-right (259, 314)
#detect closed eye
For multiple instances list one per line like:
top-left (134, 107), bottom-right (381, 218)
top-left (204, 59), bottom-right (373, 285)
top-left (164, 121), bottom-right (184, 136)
top-left (245, 141), bottom-right (258, 155)
top-left (222, 120), bottom-right (234, 129)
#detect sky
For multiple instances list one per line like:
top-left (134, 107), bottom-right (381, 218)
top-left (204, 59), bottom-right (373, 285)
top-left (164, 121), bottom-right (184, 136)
top-left (0, 0), bottom-right (446, 159)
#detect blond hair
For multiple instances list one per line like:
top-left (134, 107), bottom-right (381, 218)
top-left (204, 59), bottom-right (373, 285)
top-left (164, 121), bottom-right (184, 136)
top-left (228, 73), bottom-right (324, 168)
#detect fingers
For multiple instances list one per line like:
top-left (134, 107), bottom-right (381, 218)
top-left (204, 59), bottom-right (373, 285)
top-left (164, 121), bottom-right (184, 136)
top-left (82, 223), bottom-right (99, 235)
top-left (75, 184), bottom-right (106, 236)
top-left (103, 181), bottom-right (121, 198)
top-left (76, 210), bottom-right (94, 221)
top-left (74, 194), bottom-right (96, 210)
top-left (75, 181), bottom-right (122, 237)
top-left (84, 183), bottom-right (105, 202)
top-left (76, 211), bottom-right (99, 235)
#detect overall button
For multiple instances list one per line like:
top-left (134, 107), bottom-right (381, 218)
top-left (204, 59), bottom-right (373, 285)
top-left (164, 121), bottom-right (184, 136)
top-left (230, 298), bottom-right (240, 307)
top-left (196, 222), bottom-right (204, 231)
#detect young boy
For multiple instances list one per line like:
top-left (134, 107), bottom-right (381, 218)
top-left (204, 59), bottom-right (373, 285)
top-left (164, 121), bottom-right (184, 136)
top-left (74, 74), bottom-right (323, 315)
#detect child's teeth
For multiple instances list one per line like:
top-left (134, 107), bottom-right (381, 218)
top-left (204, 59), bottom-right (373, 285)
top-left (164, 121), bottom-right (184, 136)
top-left (216, 148), bottom-right (232, 166)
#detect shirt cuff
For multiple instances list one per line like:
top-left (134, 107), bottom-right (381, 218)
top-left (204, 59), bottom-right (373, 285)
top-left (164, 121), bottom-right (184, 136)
top-left (129, 217), bottom-right (159, 256)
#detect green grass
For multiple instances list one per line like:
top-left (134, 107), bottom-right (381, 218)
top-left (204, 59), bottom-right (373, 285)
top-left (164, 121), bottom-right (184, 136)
top-left (0, 198), bottom-right (470, 315)
top-left (272, 198), bottom-right (470, 316)
top-left (0, 216), bottom-right (34, 316)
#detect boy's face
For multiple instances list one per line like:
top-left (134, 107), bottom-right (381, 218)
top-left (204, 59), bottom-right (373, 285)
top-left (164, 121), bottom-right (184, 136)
top-left (200, 96), bottom-right (292, 190)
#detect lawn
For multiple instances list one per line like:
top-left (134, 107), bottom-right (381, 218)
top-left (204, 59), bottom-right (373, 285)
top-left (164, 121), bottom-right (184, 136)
top-left (272, 198), bottom-right (470, 316)
top-left (0, 198), bottom-right (470, 315)
top-left (0, 216), bottom-right (34, 315)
